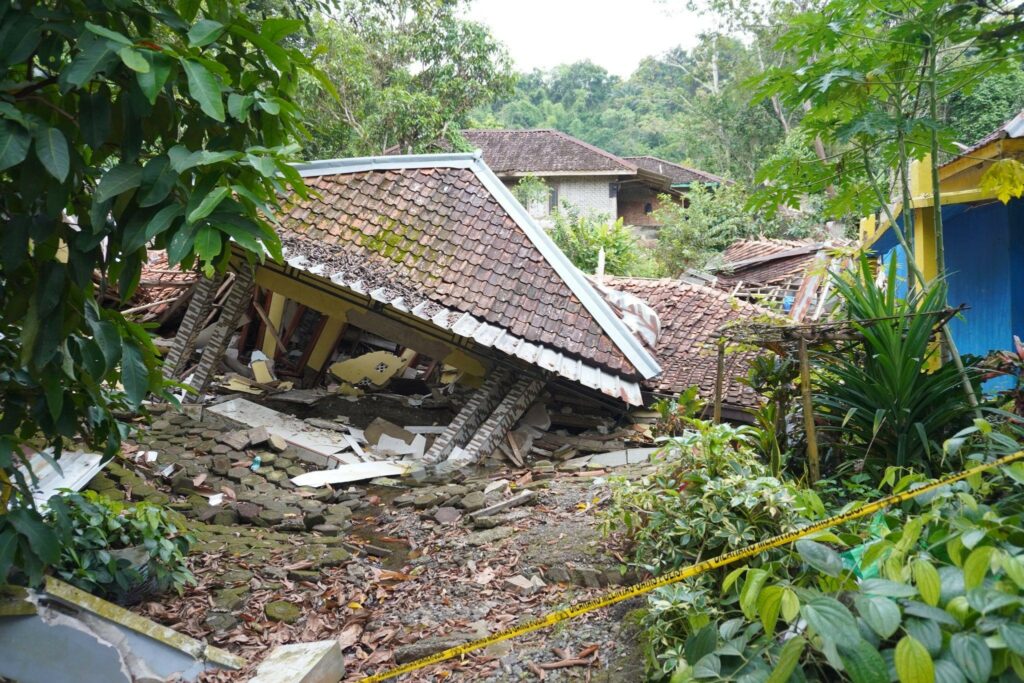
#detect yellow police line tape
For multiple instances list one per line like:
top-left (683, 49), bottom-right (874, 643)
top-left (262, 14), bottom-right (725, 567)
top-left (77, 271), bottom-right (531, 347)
top-left (359, 450), bottom-right (1024, 682)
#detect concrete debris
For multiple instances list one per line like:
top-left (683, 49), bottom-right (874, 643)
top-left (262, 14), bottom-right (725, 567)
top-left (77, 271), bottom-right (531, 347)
top-left (503, 574), bottom-right (546, 597)
top-left (18, 448), bottom-right (105, 507)
top-left (468, 490), bottom-right (536, 520)
top-left (290, 462), bottom-right (410, 488)
top-left (249, 640), bottom-right (344, 683)
top-left (329, 350), bottom-right (407, 390)
top-left (0, 577), bottom-right (243, 683)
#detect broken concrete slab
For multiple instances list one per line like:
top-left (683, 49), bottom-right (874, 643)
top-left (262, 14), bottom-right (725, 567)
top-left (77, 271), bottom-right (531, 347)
top-left (468, 490), bottom-right (536, 520)
top-left (0, 577), bottom-right (244, 683)
top-left (587, 447), bottom-right (659, 468)
top-left (363, 418), bottom-right (416, 447)
top-left (329, 350), bottom-right (405, 388)
top-left (208, 398), bottom-right (360, 465)
top-left (290, 462), bottom-right (410, 488)
top-left (249, 640), bottom-right (344, 683)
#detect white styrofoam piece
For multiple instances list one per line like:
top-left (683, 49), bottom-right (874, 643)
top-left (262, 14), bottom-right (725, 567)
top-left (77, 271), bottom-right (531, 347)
top-left (290, 462), bottom-right (409, 487)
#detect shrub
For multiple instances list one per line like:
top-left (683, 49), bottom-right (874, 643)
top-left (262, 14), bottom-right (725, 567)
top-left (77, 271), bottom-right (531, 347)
top-left (814, 256), bottom-right (976, 476)
top-left (663, 458), bottom-right (1024, 683)
top-left (549, 202), bottom-right (649, 275)
top-left (46, 491), bottom-right (195, 604)
top-left (601, 419), bottom-right (824, 677)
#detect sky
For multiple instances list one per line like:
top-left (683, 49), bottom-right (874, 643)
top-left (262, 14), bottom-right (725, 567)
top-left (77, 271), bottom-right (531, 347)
top-left (467, 0), bottom-right (716, 78)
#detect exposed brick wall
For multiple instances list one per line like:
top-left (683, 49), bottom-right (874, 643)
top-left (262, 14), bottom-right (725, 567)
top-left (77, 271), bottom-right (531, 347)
top-left (423, 368), bottom-right (513, 463)
top-left (464, 376), bottom-right (545, 460)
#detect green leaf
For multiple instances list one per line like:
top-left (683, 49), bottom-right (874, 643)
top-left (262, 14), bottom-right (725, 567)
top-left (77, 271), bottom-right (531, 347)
top-left (740, 568), bottom-right (769, 621)
top-left (913, 559), bottom-right (941, 607)
top-left (136, 53), bottom-right (173, 105)
top-left (7, 507), bottom-right (60, 565)
top-left (1000, 623), bottom-right (1024, 655)
top-left (949, 633), bottom-right (991, 683)
top-left (89, 320), bottom-right (122, 375)
top-left (684, 624), bottom-right (717, 666)
top-left (63, 40), bottom-right (115, 88)
top-left (766, 636), bottom-right (805, 683)
top-left (193, 226), bottom-right (222, 263)
top-left (182, 59), bottom-right (225, 122)
top-left (781, 587), bottom-right (800, 622)
top-left (963, 546), bottom-right (994, 590)
top-left (757, 585), bottom-right (784, 636)
top-left (32, 126), bottom-right (70, 181)
top-left (139, 156), bottom-right (177, 208)
top-left (839, 638), bottom-right (888, 683)
top-left (84, 22), bottom-right (132, 46)
top-left (143, 205), bottom-right (183, 244)
top-left (1001, 554), bottom-right (1024, 589)
top-left (118, 46), bottom-right (150, 73)
top-left (895, 636), bottom-right (934, 683)
top-left (188, 19), bottom-right (225, 47)
top-left (854, 594), bottom-right (901, 639)
top-left (187, 186), bottom-right (230, 224)
top-left (933, 660), bottom-right (967, 683)
top-left (802, 597), bottom-right (860, 648)
top-left (95, 163), bottom-right (143, 202)
top-left (120, 341), bottom-right (149, 408)
top-left (228, 93), bottom-right (255, 121)
top-left (796, 539), bottom-right (844, 577)
top-left (0, 120), bottom-right (30, 171)
top-left (860, 579), bottom-right (918, 598)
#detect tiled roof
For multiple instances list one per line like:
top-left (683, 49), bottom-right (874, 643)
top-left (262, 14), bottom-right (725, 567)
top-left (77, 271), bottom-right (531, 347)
top-left (717, 239), bottom-right (822, 287)
top-left (604, 277), bottom-right (767, 409)
top-left (623, 156), bottom-right (728, 185)
top-left (138, 251), bottom-right (198, 308)
top-left (461, 129), bottom-right (638, 175)
top-left (278, 155), bottom-right (661, 394)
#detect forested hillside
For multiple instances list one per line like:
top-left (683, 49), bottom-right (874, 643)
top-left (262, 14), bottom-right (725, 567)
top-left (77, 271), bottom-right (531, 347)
top-left (472, 35), bottom-right (1024, 186)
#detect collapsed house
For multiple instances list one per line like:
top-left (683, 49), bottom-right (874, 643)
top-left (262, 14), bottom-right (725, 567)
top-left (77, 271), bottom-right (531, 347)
top-left (161, 153), bottom-right (670, 469)
top-left (714, 238), bottom-right (848, 321)
top-left (599, 277), bottom-right (765, 421)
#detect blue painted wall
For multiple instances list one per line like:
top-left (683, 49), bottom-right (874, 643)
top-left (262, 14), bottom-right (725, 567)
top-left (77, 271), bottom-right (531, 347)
top-left (944, 201), bottom-right (1013, 359)
top-left (870, 199), bottom-right (1024, 392)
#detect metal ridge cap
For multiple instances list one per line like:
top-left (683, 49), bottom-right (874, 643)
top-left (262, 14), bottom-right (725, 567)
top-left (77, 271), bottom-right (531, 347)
top-left (293, 152), bottom-right (481, 177)
top-left (467, 156), bottom-right (662, 380)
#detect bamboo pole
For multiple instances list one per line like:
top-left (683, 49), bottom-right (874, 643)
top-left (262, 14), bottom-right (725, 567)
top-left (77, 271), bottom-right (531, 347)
top-left (713, 341), bottom-right (725, 424)
top-left (798, 337), bottom-right (820, 483)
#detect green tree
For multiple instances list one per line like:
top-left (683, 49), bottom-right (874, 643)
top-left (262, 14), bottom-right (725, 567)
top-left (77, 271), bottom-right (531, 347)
top-left (752, 0), bottom-right (1024, 414)
top-left (653, 183), bottom-right (823, 275)
top-left (297, 0), bottom-right (514, 157)
top-left (0, 0), bottom-right (324, 583)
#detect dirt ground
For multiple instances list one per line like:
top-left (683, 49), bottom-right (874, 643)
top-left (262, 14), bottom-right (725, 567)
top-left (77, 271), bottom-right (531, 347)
top-left (96, 399), bottom-right (655, 682)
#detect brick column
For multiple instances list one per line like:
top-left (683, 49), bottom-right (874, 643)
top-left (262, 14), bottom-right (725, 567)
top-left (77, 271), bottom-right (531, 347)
top-left (162, 273), bottom-right (224, 380)
top-left (464, 376), bottom-right (545, 462)
top-left (423, 368), bottom-right (513, 463)
top-left (185, 266), bottom-right (255, 400)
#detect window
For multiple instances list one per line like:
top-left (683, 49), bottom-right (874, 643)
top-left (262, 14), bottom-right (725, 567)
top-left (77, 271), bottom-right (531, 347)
top-left (644, 202), bottom-right (653, 214)
top-left (548, 185), bottom-right (559, 213)
top-left (608, 182), bottom-right (618, 198)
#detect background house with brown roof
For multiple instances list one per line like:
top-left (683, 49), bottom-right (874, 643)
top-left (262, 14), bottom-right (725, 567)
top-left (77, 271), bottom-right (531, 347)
top-left (457, 130), bottom-right (724, 240)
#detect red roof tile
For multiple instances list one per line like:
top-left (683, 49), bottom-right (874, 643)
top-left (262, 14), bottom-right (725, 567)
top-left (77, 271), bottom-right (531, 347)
top-left (717, 239), bottom-right (822, 287)
top-left (604, 277), bottom-right (767, 409)
top-left (623, 156), bottom-right (729, 185)
top-left (462, 129), bottom-right (638, 175)
top-left (279, 165), bottom-right (639, 377)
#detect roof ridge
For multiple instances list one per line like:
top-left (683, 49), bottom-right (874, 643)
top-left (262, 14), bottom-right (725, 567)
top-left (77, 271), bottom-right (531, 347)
top-left (622, 155), bottom-right (728, 183)
top-left (462, 128), bottom-right (637, 173)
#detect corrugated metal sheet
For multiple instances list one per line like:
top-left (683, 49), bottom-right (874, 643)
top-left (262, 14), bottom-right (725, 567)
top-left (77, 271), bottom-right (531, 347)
top-left (282, 250), bottom-right (645, 405)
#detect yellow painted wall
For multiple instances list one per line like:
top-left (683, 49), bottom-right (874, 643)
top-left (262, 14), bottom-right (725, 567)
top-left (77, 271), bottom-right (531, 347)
top-left (253, 266), bottom-right (489, 378)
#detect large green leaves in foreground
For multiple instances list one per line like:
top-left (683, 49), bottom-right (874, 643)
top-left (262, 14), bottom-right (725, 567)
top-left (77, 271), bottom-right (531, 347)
top-left (0, 0), bottom-right (328, 584)
top-left (814, 256), bottom-right (974, 475)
